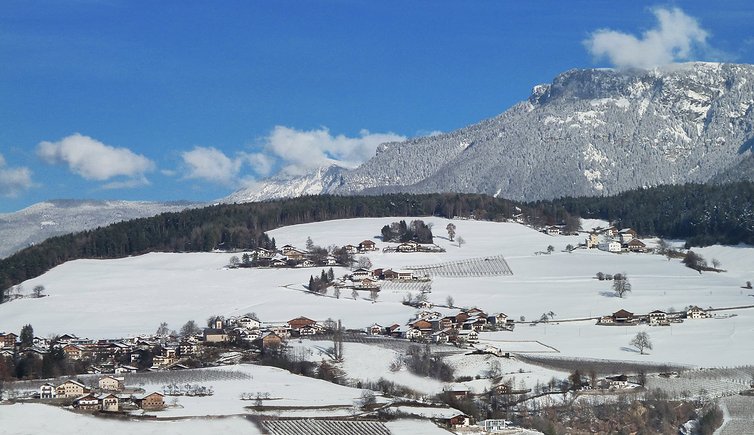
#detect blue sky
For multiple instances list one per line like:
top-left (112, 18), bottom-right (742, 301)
top-left (2, 1), bottom-right (754, 212)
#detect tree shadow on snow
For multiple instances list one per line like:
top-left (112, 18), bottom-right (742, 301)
top-left (620, 346), bottom-right (640, 354)
top-left (599, 291), bottom-right (618, 298)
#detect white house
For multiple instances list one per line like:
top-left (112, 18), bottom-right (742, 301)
top-left (40, 383), bottom-right (56, 399)
top-left (598, 241), bottom-right (622, 253)
top-left (687, 306), bottom-right (709, 319)
top-left (647, 310), bottom-right (669, 326)
top-left (238, 316), bottom-right (261, 330)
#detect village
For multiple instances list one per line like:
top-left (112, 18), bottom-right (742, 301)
top-left (1, 216), bottom-right (753, 434)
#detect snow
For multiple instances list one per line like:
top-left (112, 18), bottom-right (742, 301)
top-left (2, 216), bottom-right (753, 368)
top-left (289, 340), bottom-right (448, 395)
top-left (0, 403), bottom-right (262, 435)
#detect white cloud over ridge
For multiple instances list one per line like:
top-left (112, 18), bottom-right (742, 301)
top-left (585, 7), bottom-right (709, 69)
top-left (0, 154), bottom-right (33, 197)
top-left (37, 133), bottom-right (155, 183)
top-left (181, 146), bottom-right (245, 186)
top-left (261, 126), bottom-right (406, 176)
top-left (179, 126), bottom-right (406, 186)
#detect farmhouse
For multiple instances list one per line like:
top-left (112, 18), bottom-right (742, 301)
top-left (237, 316), bottom-right (261, 330)
top-left (73, 393), bottom-right (100, 411)
top-left (39, 383), bottom-right (56, 399)
top-left (56, 380), bottom-right (89, 398)
top-left (687, 306), bottom-right (709, 319)
top-left (100, 393), bottom-right (119, 412)
top-left (258, 331), bottom-right (284, 350)
top-left (396, 241), bottom-right (419, 252)
top-left (63, 344), bottom-right (85, 360)
top-left (353, 277), bottom-right (380, 290)
top-left (586, 232), bottom-right (600, 249)
top-left (397, 270), bottom-right (415, 281)
top-left (598, 241), bottom-right (622, 253)
top-left (0, 332), bottom-right (18, 348)
top-left (446, 384), bottom-right (471, 399)
top-left (98, 375), bottom-right (125, 391)
top-left (619, 228), bottom-right (637, 243)
top-left (545, 225), bottom-right (561, 236)
top-left (611, 309), bottom-right (635, 324)
top-left (605, 374), bottom-right (630, 389)
top-left (369, 323), bottom-right (384, 335)
top-left (351, 268), bottom-right (371, 279)
top-left (626, 239), bottom-right (647, 252)
top-left (358, 239), bottom-right (377, 251)
top-left (598, 309), bottom-right (635, 325)
top-left (288, 316), bottom-right (317, 333)
top-left (431, 329), bottom-right (451, 344)
top-left (647, 310), bottom-right (669, 326)
top-left (456, 329), bottom-right (479, 343)
top-left (382, 269), bottom-right (399, 280)
top-left (135, 392), bottom-right (165, 410)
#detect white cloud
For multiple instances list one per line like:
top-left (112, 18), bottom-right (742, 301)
top-left (0, 153), bottom-right (34, 197)
top-left (585, 7), bottom-right (709, 69)
top-left (246, 153), bottom-right (274, 177)
top-left (180, 146), bottom-right (244, 186)
top-left (178, 126), bottom-right (405, 186)
top-left (261, 126), bottom-right (405, 176)
top-left (37, 133), bottom-right (155, 182)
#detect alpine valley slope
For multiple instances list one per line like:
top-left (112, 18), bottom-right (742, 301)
top-left (226, 62), bottom-right (754, 203)
top-left (0, 199), bottom-right (204, 259)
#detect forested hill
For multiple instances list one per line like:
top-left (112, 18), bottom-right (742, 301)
top-left (0, 194), bottom-right (537, 290)
top-left (1, 183), bottom-right (753, 291)
top-left (549, 182), bottom-right (754, 247)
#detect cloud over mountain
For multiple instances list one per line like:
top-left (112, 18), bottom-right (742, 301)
top-left (0, 154), bottom-right (33, 197)
top-left (585, 7), bottom-right (709, 69)
top-left (37, 133), bottom-right (155, 185)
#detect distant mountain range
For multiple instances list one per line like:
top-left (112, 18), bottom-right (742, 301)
top-left (225, 62), bottom-right (754, 203)
top-left (0, 200), bottom-right (203, 258)
top-left (6, 62), bottom-right (754, 259)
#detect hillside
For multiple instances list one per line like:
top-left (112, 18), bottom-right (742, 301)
top-left (227, 62), bottom-right (754, 202)
top-left (2, 185), bottom-right (753, 292)
top-left (2, 216), bottom-right (753, 368)
top-left (0, 199), bottom-right (204, 259)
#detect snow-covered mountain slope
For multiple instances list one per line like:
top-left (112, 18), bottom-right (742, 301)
top-left (227, 62), bottom-right (754, 202)
top-left (222, 165), bottom-right (346, 203)
top-left (0, 199), bottom-right (204, 258)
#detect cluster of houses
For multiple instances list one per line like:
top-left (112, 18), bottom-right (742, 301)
top-left (588, 227), bottom-right (648, 253)
top-left (37, 376), bottom-right (164, 412)
top-left (340, 267), bottom-right (428, 291)
top-left (202, 315), bottom-right (334, 347)
top-left (381, 240), bottom-right (445, 253)
top-left (597, 306), bottom-right (710, 326)
top-left (245, 239), bottom-right (379, 269)
top-left (368, 308), bottom-right (512, 345)
top-left (542, 225), bottom-right (649, 253)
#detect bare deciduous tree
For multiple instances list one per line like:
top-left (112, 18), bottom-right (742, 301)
top-left (630, 331), bottom-right (652, 355)
top-left (613, 277), bottom-right (632, 298)
top-left (32, 285), bottom-right (45, 298)
top-left (446, 295), bottom-right (454, 308)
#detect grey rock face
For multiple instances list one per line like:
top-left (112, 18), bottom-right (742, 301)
top-left (229, 62), bottom-right (754, 202)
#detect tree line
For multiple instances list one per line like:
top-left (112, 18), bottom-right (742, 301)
top-left (548, 181), bottom-right (754, 247)
top-left (2, 183), bottom-right (752, 292)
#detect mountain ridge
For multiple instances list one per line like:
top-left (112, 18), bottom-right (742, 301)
top-left (226, 62), bottom-right (754, 202)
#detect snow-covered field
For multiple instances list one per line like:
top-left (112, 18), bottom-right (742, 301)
top-left (1, 216), bottom-right (754, 432)
top-left (2, 216), bottom-right (753, 368)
